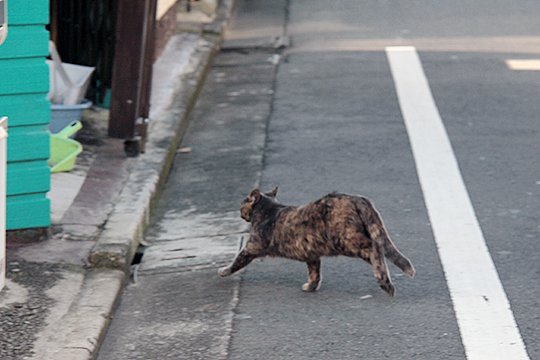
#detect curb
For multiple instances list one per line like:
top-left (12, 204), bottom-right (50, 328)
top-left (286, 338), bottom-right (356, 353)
top-left (89, 0), bottom-right (234, 271)
top-left (61, 2), bottom-right (236, 359)
top-left (88, 37), bottom-right (217, 270)
top-left (48, 270), bottom-right (124, 360)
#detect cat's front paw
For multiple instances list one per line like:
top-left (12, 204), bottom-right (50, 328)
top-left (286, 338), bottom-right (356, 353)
top-left (302, 282), bottom-right (319, 292)
top-left (218, 266), bottom-right (232, 277)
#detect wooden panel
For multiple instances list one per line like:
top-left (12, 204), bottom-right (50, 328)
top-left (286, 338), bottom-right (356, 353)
top-left (7, 161), bottom-right (50, 196)
top-left (0, 94), bottom-right (50, 127)
top-left (7, 126), bottom-right (49, 162)
top-left (0, 59), bottom-right (49, 95)
top-left (0, 26), bottom-right (49, 59)
top-left (6, 196), bottom-right (50, 230)
top-left (8, 0), bottom-right (49, 25)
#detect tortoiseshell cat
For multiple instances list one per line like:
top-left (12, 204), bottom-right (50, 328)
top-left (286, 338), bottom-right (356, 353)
top-left (218, 188), bottom-right (415, 296)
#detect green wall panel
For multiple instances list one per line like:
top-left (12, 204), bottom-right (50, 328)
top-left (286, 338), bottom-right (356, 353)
top-left (3, 0), bottom-right (51, 230)
top-left (7, 161), bottom-right (50, 196)
top-left (0, 94), bottom-right (49, 127)
top-left (8, 0), bottom-right (49, 26)
top-left (7, 126), bottom-right (49, 162)
top-left (0, 26), bottom-right (49, 59)
top-left (0, 59), bottom-right (49, 96)
top-left (7, 196), bottom-right (50, 230)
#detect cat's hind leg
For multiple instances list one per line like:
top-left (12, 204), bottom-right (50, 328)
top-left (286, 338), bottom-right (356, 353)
top-left (369, 244), bottom-right (395, 297)
top-left (357, 197), bottom-right (416, 278)
top-left (218, 249), bottom-right (256, 277)
top-left (302, 258), bottom-right (322, 292)
top-left (363, 206), bottom-right (416, 278)
top-left (369, 223), bottom-right (415, 278)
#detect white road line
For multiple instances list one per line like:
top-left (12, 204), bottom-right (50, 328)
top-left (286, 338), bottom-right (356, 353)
top-left (386, 46), bottom-right (530, 360)
top-left (506, 59), bottom-right (540, 71)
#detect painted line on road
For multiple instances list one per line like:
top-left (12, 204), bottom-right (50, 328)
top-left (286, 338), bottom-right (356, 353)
top-left (386, 46), bottom-right (530, 360)
top-left (506, 59), bottom-right (540, 71)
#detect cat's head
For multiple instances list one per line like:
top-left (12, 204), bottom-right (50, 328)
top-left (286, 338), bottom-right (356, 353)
top-left (240, 187), bottom-right (279, 222)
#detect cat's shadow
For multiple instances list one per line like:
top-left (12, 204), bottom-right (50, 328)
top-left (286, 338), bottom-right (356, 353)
top-left (237, 257), bottom-right (394, 300)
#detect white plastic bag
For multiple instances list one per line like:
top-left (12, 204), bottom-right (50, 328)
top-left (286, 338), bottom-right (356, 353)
top-left (47, 41), bottom-right (95, 106)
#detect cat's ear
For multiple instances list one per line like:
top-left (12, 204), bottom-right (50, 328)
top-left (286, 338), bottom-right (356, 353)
top-left (249, 189), bottom-right (262, 203)
top-left (266, 187), bottom-right (278, 198)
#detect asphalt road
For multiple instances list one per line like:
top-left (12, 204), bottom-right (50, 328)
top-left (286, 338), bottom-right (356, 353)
top-left (99, 1), bottom-right (540, 359)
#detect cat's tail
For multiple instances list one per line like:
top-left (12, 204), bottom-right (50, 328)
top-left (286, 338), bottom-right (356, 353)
top-left (359, 198), bottom-right (416, 278)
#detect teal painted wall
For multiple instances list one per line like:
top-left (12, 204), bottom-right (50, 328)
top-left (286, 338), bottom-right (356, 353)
top-left (0, 0), bottom-right (50, 230)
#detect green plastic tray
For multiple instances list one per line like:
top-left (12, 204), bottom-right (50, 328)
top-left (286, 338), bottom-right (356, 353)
top-left (48, 121), bottom-right (83, 173)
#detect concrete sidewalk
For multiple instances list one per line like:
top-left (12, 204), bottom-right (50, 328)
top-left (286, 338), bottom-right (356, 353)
top-left (0, 1), bottom-right (234, 359)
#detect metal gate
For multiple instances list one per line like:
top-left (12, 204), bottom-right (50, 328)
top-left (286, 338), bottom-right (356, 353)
top-left (50, 0), bottom-right (118, 106)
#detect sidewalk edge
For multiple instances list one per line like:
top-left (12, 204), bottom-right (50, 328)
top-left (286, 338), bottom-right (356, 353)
top-left (89, 35), bottom-right (223, 270)
top-left (49, 269), bottom-right (125, 360)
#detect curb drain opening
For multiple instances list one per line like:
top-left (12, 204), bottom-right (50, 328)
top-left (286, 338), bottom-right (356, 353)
top-left (130, 244), bottom-right (148, 284)
top-left (131, 244), bottom-right (147, 266)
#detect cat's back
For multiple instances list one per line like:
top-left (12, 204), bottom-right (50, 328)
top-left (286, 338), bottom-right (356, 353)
top-left (278, 192), bottom-right (369, 226)
top-left (270, 193), bottom-right (373, 258)
top-left (313, 192), bottom-right (371, 215)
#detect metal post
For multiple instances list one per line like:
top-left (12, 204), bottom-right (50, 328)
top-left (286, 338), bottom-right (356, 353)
top-left (0, 117), bottom-right (7, 291)
top-left (0, 0), bottom-right (7, 290)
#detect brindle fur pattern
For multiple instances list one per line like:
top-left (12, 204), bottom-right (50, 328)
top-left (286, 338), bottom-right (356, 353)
top-left (219, 188), bottom-right (415, 296)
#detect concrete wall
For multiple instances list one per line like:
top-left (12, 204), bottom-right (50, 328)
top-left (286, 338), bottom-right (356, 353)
top-left (157, 0), bottom-right (178, 20)
top-left (154, 0), bottom-right (181, 60)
